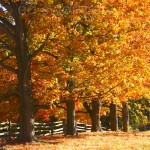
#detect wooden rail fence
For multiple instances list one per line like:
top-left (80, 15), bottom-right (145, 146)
top-left (0, 120), bottom-right (91, 139)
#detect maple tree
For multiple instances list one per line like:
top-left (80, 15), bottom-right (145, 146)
top-left (128, 97), bottom-right (150, 130)
top-left (0, 0), bottom-right (58, 142)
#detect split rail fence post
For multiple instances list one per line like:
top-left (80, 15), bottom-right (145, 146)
top-left (51, 121), bottom-right (54, 135)
top-left (84, 123), bottom-right (87, 132)
top-left (63, 119), bottom-right (67, 135)
top-left (8, 120), bottom-right (11, 140)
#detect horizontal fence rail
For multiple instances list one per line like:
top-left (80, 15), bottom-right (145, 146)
top-left (0, 122), bottom-right (8, 138)
top-left (0, 120), bottom-right (92, 139)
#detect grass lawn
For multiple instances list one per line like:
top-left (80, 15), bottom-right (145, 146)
top-left (0, 131), bottom-right (150, 150)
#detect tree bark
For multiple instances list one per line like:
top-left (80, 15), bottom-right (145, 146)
top-left (15, 14), bottom-right (35, 142)
top-left (122, 102), bottom-right (129, 132)
top-left (66, 100), bottom-right (76, 135)
top-left (110, 103), bottom-right (118, 131)
top-left (91, 99), bottom-right (102, 132)
top-left (17, 67), bottom-right (35, 142)
top-left (82, 100), bottom-right (92, 121)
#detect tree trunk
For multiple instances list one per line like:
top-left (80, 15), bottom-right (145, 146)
top-left (110, 103), bottom-right (118, 131)
top-left (14, 14), bottom-right (35, 142)
top-left (91, 99), bottom-right (102, 132)
top-left (66, 100), bottom-right (76, 135)
top-left (122, 102), bottom-right (129, 132)
top-left (17, 66), bottom-right (35, 142)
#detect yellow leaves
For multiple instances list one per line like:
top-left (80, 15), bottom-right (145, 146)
top-left (113, 97), bottom-right (121, 105)
top-left (36, 56), bottom-right (42, 61)
top-left (72, 16), bottom-right (81, 23)
top-left (100, 106), bottom-right (110, 116)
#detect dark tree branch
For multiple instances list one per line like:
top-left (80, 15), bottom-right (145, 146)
top-left (42, 51), bottom-right (58, 59)
top-left (34, 104), bottom-right (50, 109)
top-left (0, 90), bottom-right (20, 101)
top-left (82, 100), bottom-right (92, 120)
top-left (30, 34), bottom-right (50, 60)
top-left (102, 81), bottom-right (123, 96)
top-left (7, 0), bottom-right (19, 21)
top-left (76, 110), bottom-right (87, 114)
top-left (0, 40), bottom-right (14, 52)
top-left (0, 22), bottom-right (16, 42)
top-left (7, 0), bottom-right (18, 10)
top-left (0, 1), bottom-right (10, 11)
top-left (0, 54), bottom-right (13, 62)
top-left (53, 102), bottom-right (67, 111)
top-left (0, 45), bottom-right (14, 52)
top-left (34, 102), bottom-right (67, 111)
top-left (0, 17), bottom-right (15, 32)
top-left (0, 61), bottom-right (17, 74)
top-left (24, 34), bottom-right (50, 74)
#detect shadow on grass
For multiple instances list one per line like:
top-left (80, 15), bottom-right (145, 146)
top-left (0, 134), bottom-right (85, 148)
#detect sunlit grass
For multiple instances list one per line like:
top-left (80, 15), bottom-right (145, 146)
top-left (1, 131), bottom-right (150, 150)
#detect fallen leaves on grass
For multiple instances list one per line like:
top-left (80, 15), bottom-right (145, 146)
top-left (0, 131), bottom-right (150, 150)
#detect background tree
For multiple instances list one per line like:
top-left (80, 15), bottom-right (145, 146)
top-left (128, 98), bottom-right (150, 130)
top-left (122, 102), bottom-right (129, 132)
